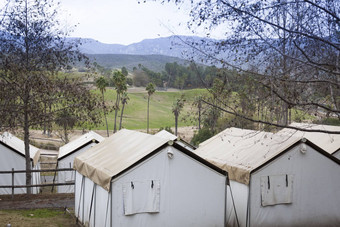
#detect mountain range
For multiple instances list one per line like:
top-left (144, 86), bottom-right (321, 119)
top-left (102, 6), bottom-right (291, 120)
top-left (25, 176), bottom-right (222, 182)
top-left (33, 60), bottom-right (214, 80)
top-left (76, 36), bottom-right (210, 72)
top-left (78, 35), bottom-right (205, 58)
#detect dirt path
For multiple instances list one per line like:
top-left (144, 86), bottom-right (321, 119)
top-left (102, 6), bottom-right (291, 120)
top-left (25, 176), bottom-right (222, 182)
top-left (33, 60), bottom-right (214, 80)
top-left (0, 194), bottom-right (74, 210)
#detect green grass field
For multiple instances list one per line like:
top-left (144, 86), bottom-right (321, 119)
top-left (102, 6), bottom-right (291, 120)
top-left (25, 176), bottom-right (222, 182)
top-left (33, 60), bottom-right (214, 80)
top-left (93, 88), bottom-right (209, 131)
top-left (90, 87), bottom-right (316, 132)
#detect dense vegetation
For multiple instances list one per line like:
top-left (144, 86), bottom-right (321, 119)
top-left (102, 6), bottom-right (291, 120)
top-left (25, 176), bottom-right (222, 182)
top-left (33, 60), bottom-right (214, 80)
top-left (87, 54), bottom-right (189, 72)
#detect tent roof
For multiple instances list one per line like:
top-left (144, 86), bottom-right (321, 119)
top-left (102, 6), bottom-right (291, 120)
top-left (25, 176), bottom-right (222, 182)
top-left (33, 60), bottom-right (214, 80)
top-left (58, 131), bottom-right (104, 160)
top-left (74, 129), bottom-right (170, 191)
top-left (0, 132), bottom-right (40, 166)
top-left (74, 129), bottom-right (225, 191)
top-left (278, 122), bottom-right (340, 155)
top-left (155, 130), bottom-right (196, 151)
top-left (195, 127), bottom-right (303, 185)
top-left (154, 130), bottom-right (178, 141)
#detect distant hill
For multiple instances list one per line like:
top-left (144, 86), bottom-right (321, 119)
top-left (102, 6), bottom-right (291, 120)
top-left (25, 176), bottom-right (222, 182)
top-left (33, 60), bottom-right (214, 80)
top-left (77, 36), bottom-right (210, 58)
top-left (76, 36), bottom-right (217, 72)
top-left (75, 35), bottom-right (254, 72)
top-left (87, 54), bottom-right (191, 72)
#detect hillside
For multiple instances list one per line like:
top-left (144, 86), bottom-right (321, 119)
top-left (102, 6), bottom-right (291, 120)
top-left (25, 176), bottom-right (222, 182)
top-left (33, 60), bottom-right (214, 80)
top-left (87, 54), bottom-right (190, 72)
top-left (77, 36), bottom-right (206, 57)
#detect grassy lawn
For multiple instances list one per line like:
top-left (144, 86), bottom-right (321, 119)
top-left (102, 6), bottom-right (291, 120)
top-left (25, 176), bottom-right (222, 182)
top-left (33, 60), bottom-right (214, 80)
top-left (93, 88), bottom-right (209, 130)
top-left (90, 87), bottom-right (317, 132)
top-left (0, 209), bottom-right (77, 227)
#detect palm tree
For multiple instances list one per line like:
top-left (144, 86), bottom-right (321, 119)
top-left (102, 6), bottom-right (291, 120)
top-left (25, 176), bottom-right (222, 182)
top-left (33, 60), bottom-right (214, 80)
top-left (172, 94), bottom-right (185, 136)
top-left (112, 71), bottom-right (127, 133)
top-left (146, 83), bottom-right (155, 133)
top-left (95, 76), bottom-right (109, 137)
top-left (119, 92), bottom-right (129, 130)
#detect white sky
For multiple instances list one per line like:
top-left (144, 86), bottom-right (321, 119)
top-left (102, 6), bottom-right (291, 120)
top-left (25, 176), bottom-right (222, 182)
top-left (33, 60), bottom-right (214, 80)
top-left (0, 0), bottom-right (227, 45)
top-left (59, 0), bottom-right (196, 45)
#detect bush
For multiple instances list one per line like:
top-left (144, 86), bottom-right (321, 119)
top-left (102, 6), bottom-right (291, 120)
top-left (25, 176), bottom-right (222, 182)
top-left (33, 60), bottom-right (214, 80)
top-left (126, 77), bottom-right (133, 86)
top-left (191, 127), bottom-right (214, 146)
top-left (132, 70), bottom-right (149, 87)
top-left (313, 117), bottom-right (340, 126)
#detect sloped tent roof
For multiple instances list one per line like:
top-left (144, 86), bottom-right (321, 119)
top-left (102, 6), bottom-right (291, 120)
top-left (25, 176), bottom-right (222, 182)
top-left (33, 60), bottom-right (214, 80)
top-left (0, 132), bottom-right (40, 165)
top-left (74, 129), bottom-right (171, 191)
top-left (195, 127), bottom-right (306, 185)
top-left (278, 122), bottom-right (340, 155)
top-left (58, 131), bottom-right (104, 160)
top-left (155, 130), bottom-right (196, 151)
top-left (154, 130), bottom-right (178, 140)
top-left (75, 129), bottom-right (223, 192)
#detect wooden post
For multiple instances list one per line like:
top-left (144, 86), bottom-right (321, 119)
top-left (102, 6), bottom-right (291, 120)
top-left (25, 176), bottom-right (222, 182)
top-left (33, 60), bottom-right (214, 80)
top-left (11, 168), bottom-right (14, 199)
top-left (51, 162), bottom-right (58, 193)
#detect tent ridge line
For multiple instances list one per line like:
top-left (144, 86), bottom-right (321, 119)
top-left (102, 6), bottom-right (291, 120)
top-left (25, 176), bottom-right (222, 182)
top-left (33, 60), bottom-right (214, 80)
top-left (107, 141), bottom-right (170, 191)
top-left (0, 140), bottom-right (34, 162)
top-left (58, 139), bottom-right (100, 161)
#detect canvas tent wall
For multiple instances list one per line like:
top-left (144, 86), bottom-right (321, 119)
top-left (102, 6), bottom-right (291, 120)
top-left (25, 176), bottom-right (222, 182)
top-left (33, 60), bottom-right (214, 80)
top-left (0, 132), bottom-right (41, 194)
top-left (74, 129), bottom-right (227, 227)
top-left (195, 127), bottom-right (340, 227)
top-left (57, 131), bottom-right (104, 193)
top-left (334, 149), bottom-right (340, 159)
top-left (278, 122), bottom-right (340, 158)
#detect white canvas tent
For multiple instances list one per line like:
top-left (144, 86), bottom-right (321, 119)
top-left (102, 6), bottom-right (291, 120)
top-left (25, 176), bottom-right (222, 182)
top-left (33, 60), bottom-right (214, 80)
top-left (57, 131), bottom-right (104, 193)
top-left (278, 122), bottom-right (340, 159)
top-left (196, 127), bottom-right (340, 226)
top-left (0, 132), bottom-right (41, 194)
top-left (74, 129), bottom-right (227, 227)
top-left (154, 129), bottom-right (196, 152)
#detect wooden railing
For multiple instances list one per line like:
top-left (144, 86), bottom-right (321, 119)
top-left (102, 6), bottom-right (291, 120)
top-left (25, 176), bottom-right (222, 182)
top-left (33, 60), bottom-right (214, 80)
top-left (0, 168), bottom-right (74, 198)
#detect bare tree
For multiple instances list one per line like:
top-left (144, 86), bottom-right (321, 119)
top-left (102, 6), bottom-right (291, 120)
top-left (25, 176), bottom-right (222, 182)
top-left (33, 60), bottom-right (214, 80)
top-left (0, 0), bottom-right (102, 193)
top-left (161, 0), bottom-right (340, 133)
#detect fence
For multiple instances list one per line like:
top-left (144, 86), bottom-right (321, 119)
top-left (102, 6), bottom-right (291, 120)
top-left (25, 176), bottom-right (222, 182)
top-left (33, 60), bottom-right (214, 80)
top-left (0, 168), bottom-right (74, 198)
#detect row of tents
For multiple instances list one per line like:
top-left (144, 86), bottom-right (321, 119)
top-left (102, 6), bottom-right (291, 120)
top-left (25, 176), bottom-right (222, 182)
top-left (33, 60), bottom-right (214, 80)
top-left (1, 123), bottom-right (340, 226)
top-left (72, 123), bottom-right (340, 227)
top-left (0, 131), bottom-right (105, 194)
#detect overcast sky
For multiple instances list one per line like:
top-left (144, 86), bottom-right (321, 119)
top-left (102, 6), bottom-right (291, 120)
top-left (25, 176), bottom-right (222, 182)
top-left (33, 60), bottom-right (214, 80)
top-left (58, 0), bottom-right (196, 45)
top-left (0, 0), bottom-right (227, 45)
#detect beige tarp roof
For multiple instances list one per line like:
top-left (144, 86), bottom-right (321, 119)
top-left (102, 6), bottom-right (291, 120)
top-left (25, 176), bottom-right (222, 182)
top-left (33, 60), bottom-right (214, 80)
top-left (155, 130), bottom-right (195, 151)
top-left (154, 130), bottom-right (178, 141)
top-left (195, 128), bottom-right (301, 185)
top-left (278, 122), bottom-right (340, 155)
top-left (0, 132), bottom-right (40, 166)
top-left (58, 131), bottom-right (104, 160)
top-left (74, 129), bottom-right (169, 191)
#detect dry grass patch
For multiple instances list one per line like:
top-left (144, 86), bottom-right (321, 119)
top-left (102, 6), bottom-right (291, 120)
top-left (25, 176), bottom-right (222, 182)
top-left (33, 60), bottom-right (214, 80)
top-left (0, 208), bottom-right (78, 227)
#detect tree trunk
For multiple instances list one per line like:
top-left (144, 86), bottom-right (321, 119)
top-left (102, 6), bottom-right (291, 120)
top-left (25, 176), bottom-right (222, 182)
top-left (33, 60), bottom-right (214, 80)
top-left (64, 124), bottom-right (69, 143)
top-left (147, 96), bottom-right (150, 133)
top-left (102, 93), bottom-right (109, 137)
top-left (119, 102), bottom-right (125, 130)
top-left (113, 94), bottom-right (120, 133)
top-left (43, 103), bottom-right (46, 135)
top-left (104, 112), bottom-right (109, 137)
top-left (48, 103), bottom-right (52, 137)
top-left (175, 113), bottom-right (178, 136)
top-left (24, 104), bottom-right (32, 194)
top-left (198, 99), bottom-right (201, 130)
